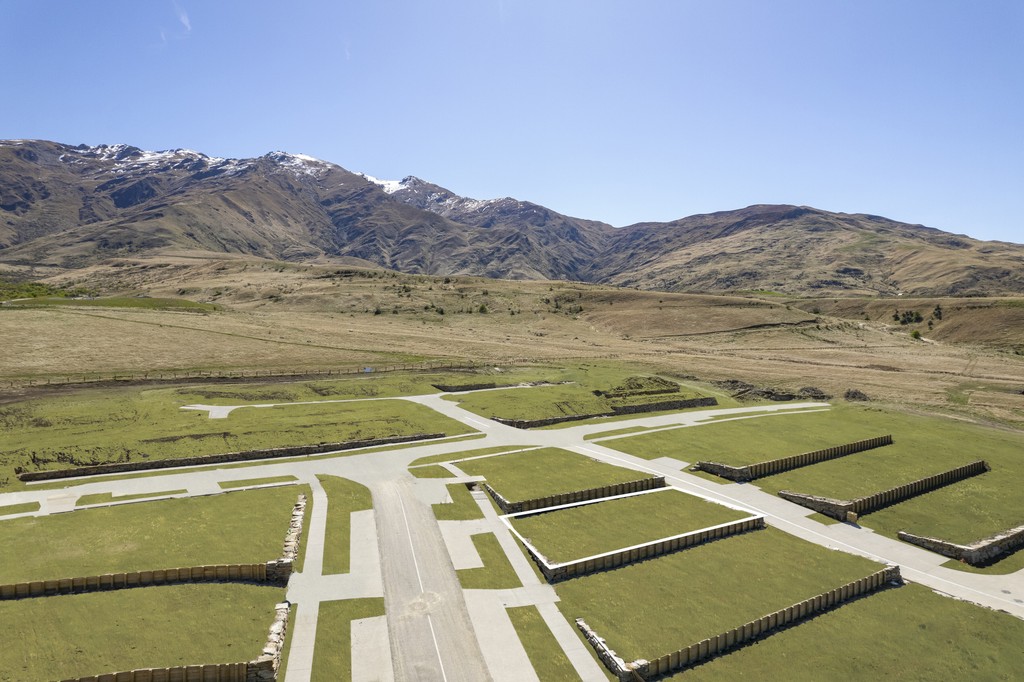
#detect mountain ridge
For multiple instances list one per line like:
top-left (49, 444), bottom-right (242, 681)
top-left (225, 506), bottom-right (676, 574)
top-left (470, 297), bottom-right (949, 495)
top-left (2, 139), bottom-right (1022, 297)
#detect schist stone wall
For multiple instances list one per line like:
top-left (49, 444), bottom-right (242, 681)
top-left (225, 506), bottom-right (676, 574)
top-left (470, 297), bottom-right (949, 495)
top-left (485, 476), bottom-right (666, 514)
top-left (898, 523), bottom-right (1024, 566)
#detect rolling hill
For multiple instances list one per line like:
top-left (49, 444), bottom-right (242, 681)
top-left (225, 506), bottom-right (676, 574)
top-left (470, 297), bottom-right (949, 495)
top-left (2, 139), bottom-right (1022, 296)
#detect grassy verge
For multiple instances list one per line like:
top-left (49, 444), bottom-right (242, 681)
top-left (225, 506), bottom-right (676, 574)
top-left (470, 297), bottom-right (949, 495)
top-left (457, 533), bottom-right (523, 589)
top-left (0, 501), bottom-right (40, 516)
top-left (458, 447), bottom-right (647, 502)
top-left (682, 583), bottom-right (1024, 681)
top-left (0, 486), bottom-right (307, 582)
top-left (310, 598), bottom-right (386, 681)
top-left (0, 386), bottom-right (473, 486)
top-left (432, 483), bottom-right (485, 521)
top-left (506, 605), bottom-right (582, 682)
top-left (555, 528), bottom-right (880, 663)
top-left (218, 475), bottom-right (298, 489)
top-left (409, 464), bottom-right (452, 479)
top-left (584, 425), bottom-right (652, 440)
top-left (76, 490), bottom-right (187, 506)
top-left (317, 475), bottom-right (373, 575)
top-left (0, 583), bottom-right (281, 681)
top-left (511, 489), bottom-right (748, 563)
top-left (407, 444), bottom-right (533, 467)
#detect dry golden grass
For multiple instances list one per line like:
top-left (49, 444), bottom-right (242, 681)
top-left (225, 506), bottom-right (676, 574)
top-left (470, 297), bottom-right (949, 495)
top-left (4, 256), bottom-right (1023, 428)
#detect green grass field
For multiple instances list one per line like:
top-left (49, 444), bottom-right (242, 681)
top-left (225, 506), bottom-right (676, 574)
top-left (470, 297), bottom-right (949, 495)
top-left (506, 605), bottom-right (583, 682)
top-left (682, 583), bottom-right (1024, 681)
top-left (511, 489), bottom-right (749, 563)
top-left (606, 405), bottom-right (1024, 545)
top-left (457, 448), bottom-right (648, 502)
top-left (432, 483), bottom-right (485, 521)
top-left (555, 527), bottom-right (881, 663)
top-left (0, 385), bottom-right (472, 487)
top-left (457, 533), bottom-right (523, 589)
top-left (318, 475), bottom-right (373, 575)
top-left (440, 364), bottom-right (733, 424)
top-left (0, 486), bottom-right (305, 582)
top-left (0, 583), bottom-right (281, 681)
top-left (310, 598), bottom-right (386, 682)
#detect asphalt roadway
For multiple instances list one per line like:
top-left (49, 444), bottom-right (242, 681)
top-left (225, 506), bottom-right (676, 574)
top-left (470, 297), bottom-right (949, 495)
top-left (3, 390), bottom-right (1023, 681)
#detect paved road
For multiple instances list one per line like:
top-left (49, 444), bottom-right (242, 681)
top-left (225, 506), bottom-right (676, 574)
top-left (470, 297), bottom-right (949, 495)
top-left (4, 390), bottom-right (1023, 682)
top-left (373, 478), bottom-right (491, 681)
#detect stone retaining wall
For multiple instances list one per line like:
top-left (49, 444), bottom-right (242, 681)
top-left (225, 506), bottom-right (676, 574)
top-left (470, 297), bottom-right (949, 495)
top-left (431, 382), bottom-right (500, 392)
top-left (58, 601), bottom-right (291, 682)
top-left (18, 434), bottom-right (444, 482)
top-left (779, 460), bottom-right (989, 521)
top-left (898, 523), bottom-right (1024, 566)
top-left (695, 435), bottom-right (893, 482)
top-left (579, 565), bottom-right (902, 680)
top-left (492, 397), bottom-right (718, 429)
top-left (0, 563), bottom-right (272, 600)
top-left (527, 516), bottom-right (765, 582)
top-left (485, 477), bottom-right (666, 514)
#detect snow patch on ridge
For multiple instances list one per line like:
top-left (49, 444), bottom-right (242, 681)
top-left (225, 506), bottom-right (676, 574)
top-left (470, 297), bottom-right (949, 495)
top-left (356, 172), bottom-right (406, 194)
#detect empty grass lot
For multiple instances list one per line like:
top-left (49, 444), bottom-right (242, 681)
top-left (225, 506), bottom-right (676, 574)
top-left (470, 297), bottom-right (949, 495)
top-left (0, 583), bottom-right (281, 682)
top-left (605, 405), bottom-right (1024, 545)
top-left (0, 486), bottom-right (306, 583)
top-left (457, 533), bottom-right (523, 589)
top-left (310, 598), bottom-right (386, 682)
top-left (432, 483), bottom-right (485, 521)
top-left (681, 583), bottom-right (1024, 681)
top-left (317, 475), bottom-right (373, 575)
top-left (0, 386), bottom-right (472, 485)
top-left (555, 528), bottom-right (881, 663)
top-left (457, 448), bottom-right (649, 502)
top-left (447, 382), bottom-right (715, 424)
top-left (510, 489), bottom-right (749, 564)
top-left (506, 605), bottom-right (583, 682)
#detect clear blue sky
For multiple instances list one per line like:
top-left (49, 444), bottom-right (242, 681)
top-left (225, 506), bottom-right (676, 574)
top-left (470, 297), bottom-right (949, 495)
top-left (2, 1), bottom-right (1021, 242)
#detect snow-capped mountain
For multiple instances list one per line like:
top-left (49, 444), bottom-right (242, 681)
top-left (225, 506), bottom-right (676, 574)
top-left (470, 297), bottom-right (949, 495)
top-left (2, 139), bottom-right (1023, 296)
